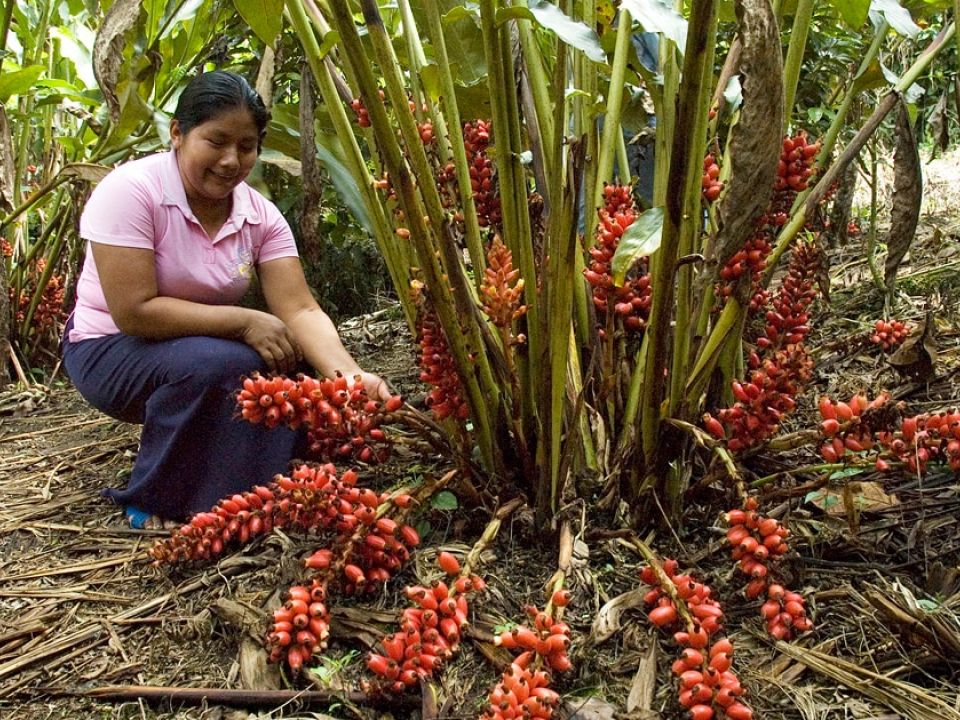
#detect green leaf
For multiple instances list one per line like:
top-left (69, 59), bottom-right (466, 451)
top-left (869, 0), bottom-right (920, 37)
top-left (431, 490), bottom-right (459, 510)
top-left (611, 207), bottom-right (663, 286)
top-left (828, 0), bottom-right (871, 28)
top-left (852, 58), bottom-right (889, 93)
top-left (315, 135), bottom-right (373, 233)
top-left (0, 65), bottom-right (45, 102)
top-left (828, 467), bottom-right (865, 480)
top-left (525, 1), bottom-right (607, 64)
top-left (619, 0), bottom-right (688, 53)
top-left (318, 30), bottom-right (341, 60)
top-left (232, 0), bottom-right (283, 44)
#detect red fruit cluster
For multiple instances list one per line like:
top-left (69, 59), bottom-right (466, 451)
top-left (414, 289), bottom-right (469, 422)
top-left (306, 510), bottom-right (422, 595)
top-left (583, 184), bottom-right (651, 333)
top-left (366, 553), bottom-right (485, 693)
top-left (716, 233), bottom-right (771, 310)
top-left (481, 650), bottom-right (560, 720)
top-left (349, 97), bottom-right (371, 127)
top-left (702, 154), bottom-right (723, 202)
top-left (640, 561), bottom-right (752, 720)
top-left (494, 603), bottom-right (573, 673)
top-left (267, 581), bottom-right (330, 673)
top-left (149, 463), bottom-right (353, 564)
top-left (481, 235), bottom-right (528, 329)
top-left (13, 259), bottom-right (66, 333)
top-left (817, 393), bottom-right (888, 463)
top-left (236, 372), bottom-right (402, 463)
top-left (767, 131), bottom-right (821, 226)
top-left (819, 394), bottom-right (960, 475)
top-left (703, 345), bottom-right (813, 452)
top-left (725, 498), bottom-right (812, 641)
top-left (754, 240), bottom-right (819, 351)
top-left (1, 239), bottom-right (13, 257)
top-left (464, 120), bottom-right (501, 228)
top-left (870, 319), bottom-right (910, 351)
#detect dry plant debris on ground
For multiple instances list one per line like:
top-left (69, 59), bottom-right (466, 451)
top-left (2, 152), bottom-right (960, 719)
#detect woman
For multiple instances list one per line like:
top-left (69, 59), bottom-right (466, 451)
top-left (63, 70), bottom-right (388, 528)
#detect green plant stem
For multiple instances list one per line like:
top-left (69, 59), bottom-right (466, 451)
top-left (479, 0), bottom-right (539, 435)
top-left (0, 0), bottom-right (14, 75)
top-left (517, 18), bottom-right (555, 185)
top-left (781, 0), bottom-right (813, 130)
top-left (752, 463), bottom-right (844, 488)
top-left (866, 136), bottom-right (884, 290)
top-left (639, 0), bottom-right (716, 467)
top-left (669, 11), bottom-right (718, 415)
top-left (285, 0), bottom-right (415, 330)
top-left (590, 10), bottom-right (632, 217)
top-left (328, 0), bottom-right (501, 473)
top-left (421, 0), bottom-right (486, 289)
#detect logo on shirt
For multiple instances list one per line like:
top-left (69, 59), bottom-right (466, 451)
top-left (233, 247), bottom-right (254, 281)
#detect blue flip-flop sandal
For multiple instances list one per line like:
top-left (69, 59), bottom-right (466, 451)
top-left (124, 506), bottom-right (154, 529)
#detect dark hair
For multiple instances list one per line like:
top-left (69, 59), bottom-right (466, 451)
top-left (173, 70), bottom-right (269, 138)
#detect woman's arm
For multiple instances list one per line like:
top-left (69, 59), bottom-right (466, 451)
top-left (93, 242), bottom-right (303, 373)
top-left (258, 257), bottom-right (390, 399)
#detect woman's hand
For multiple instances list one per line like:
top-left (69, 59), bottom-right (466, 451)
top-left (356, 371), bottom-right (392, 402)
top-left (240, 310), bottom-right (303, 374)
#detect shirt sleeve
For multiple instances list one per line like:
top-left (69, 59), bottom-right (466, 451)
top-left (255, 199), bottom-right (300, 264)
top-left (78, 165), bottom-right (158, 250)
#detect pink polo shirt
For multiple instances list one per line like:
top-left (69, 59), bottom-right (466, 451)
top-left (69, 150), bottom-right (299, 342)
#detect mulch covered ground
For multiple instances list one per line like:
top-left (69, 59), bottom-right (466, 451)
top-left (1, 153), bottom-right (960, 719)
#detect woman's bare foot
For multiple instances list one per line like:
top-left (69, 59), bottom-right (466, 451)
top-left (125, 506), bottom-right (180, 530)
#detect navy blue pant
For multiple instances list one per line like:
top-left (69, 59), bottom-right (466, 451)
top-left (63, 327), bottom-right (301, 520)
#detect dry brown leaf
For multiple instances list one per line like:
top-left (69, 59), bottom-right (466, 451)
top-left (238, 637), bottom-right (280, 690)
top-left (626, 634), bottom-right (658, 712)
top-left (563, 696), bottom-right (618, 720)
top-left (884, 98), bottom-right (922, 291)
top-left (808, 481), bottom-right (898, 516)
top-left (92, 0), bottom-right (142, 123)
top-left (888, 310), bottom-right (937, 380)
top-left (589, 588), bottom-right (646, 645)
top-left (0, 107), bottom-right (14, 212)
top-left (714, 0), bottom-right (784, 276)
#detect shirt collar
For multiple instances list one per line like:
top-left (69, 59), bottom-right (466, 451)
top-left (160, 150), bottom-right (262, 233)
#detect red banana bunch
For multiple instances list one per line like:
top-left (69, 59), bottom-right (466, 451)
top-left (267, 581), bottom-right (330, 673)
top-left (464, 120), bottom-right (501, 228)
top-left (494, 602), bottom-right (573, 674)
top-left (702, 154), bottom-right (723, 202)
top-left (640, 560), bottom-right (753, 720)
top-left (583, 184), bottom-right (651, 334)
top-left (236, 372), bottom-right (402, 463)
top-left (481, 235), bottom-right (528, 329)
top-left (413, 285), bottom-right (470, 422)
top-left (870, 319), bottom-right (910, 351)
top-left (725, 498), bottom-right (812, 641)
top-left (366, 552), bottom-right (485, 693)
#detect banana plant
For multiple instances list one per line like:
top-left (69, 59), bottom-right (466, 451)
top-left (280, 0), bottom-right (957, 526)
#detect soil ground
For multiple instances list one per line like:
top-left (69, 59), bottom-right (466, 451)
top-left (1, 149), bottom-right (959, 720)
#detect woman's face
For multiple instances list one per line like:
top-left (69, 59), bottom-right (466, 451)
top-left (170, 107), bottom-right (261, 206)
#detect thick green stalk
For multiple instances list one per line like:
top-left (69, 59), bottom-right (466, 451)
top-left (571, 0), bottom-right (595, 352)
top-left (669, 11), bottom-right (718, 415)
top-left (781, 0), bottom-right (813, 130)
top-left (542, 143), bottom-right (582, 520)
top-left (329, 0), bottom-right (501, 471)
top-left (478, 0), bottom-right (540, 429)
top-left (517, 19), bottom-right (556, 184)
top-left (590, 11), bottom-right (632, 217)
top-left (639, 0), bottom-right (716, 465)
top-left (683, 295), bottom-right (742, 407)
top-left (285, 0), bottom-right (414, 330)
top-left (0, 0), bottom-right (15, 75)
top-left (865, 137), bottom-right (884, 291)
top-left (421, 0), bottom-right (486, 289)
